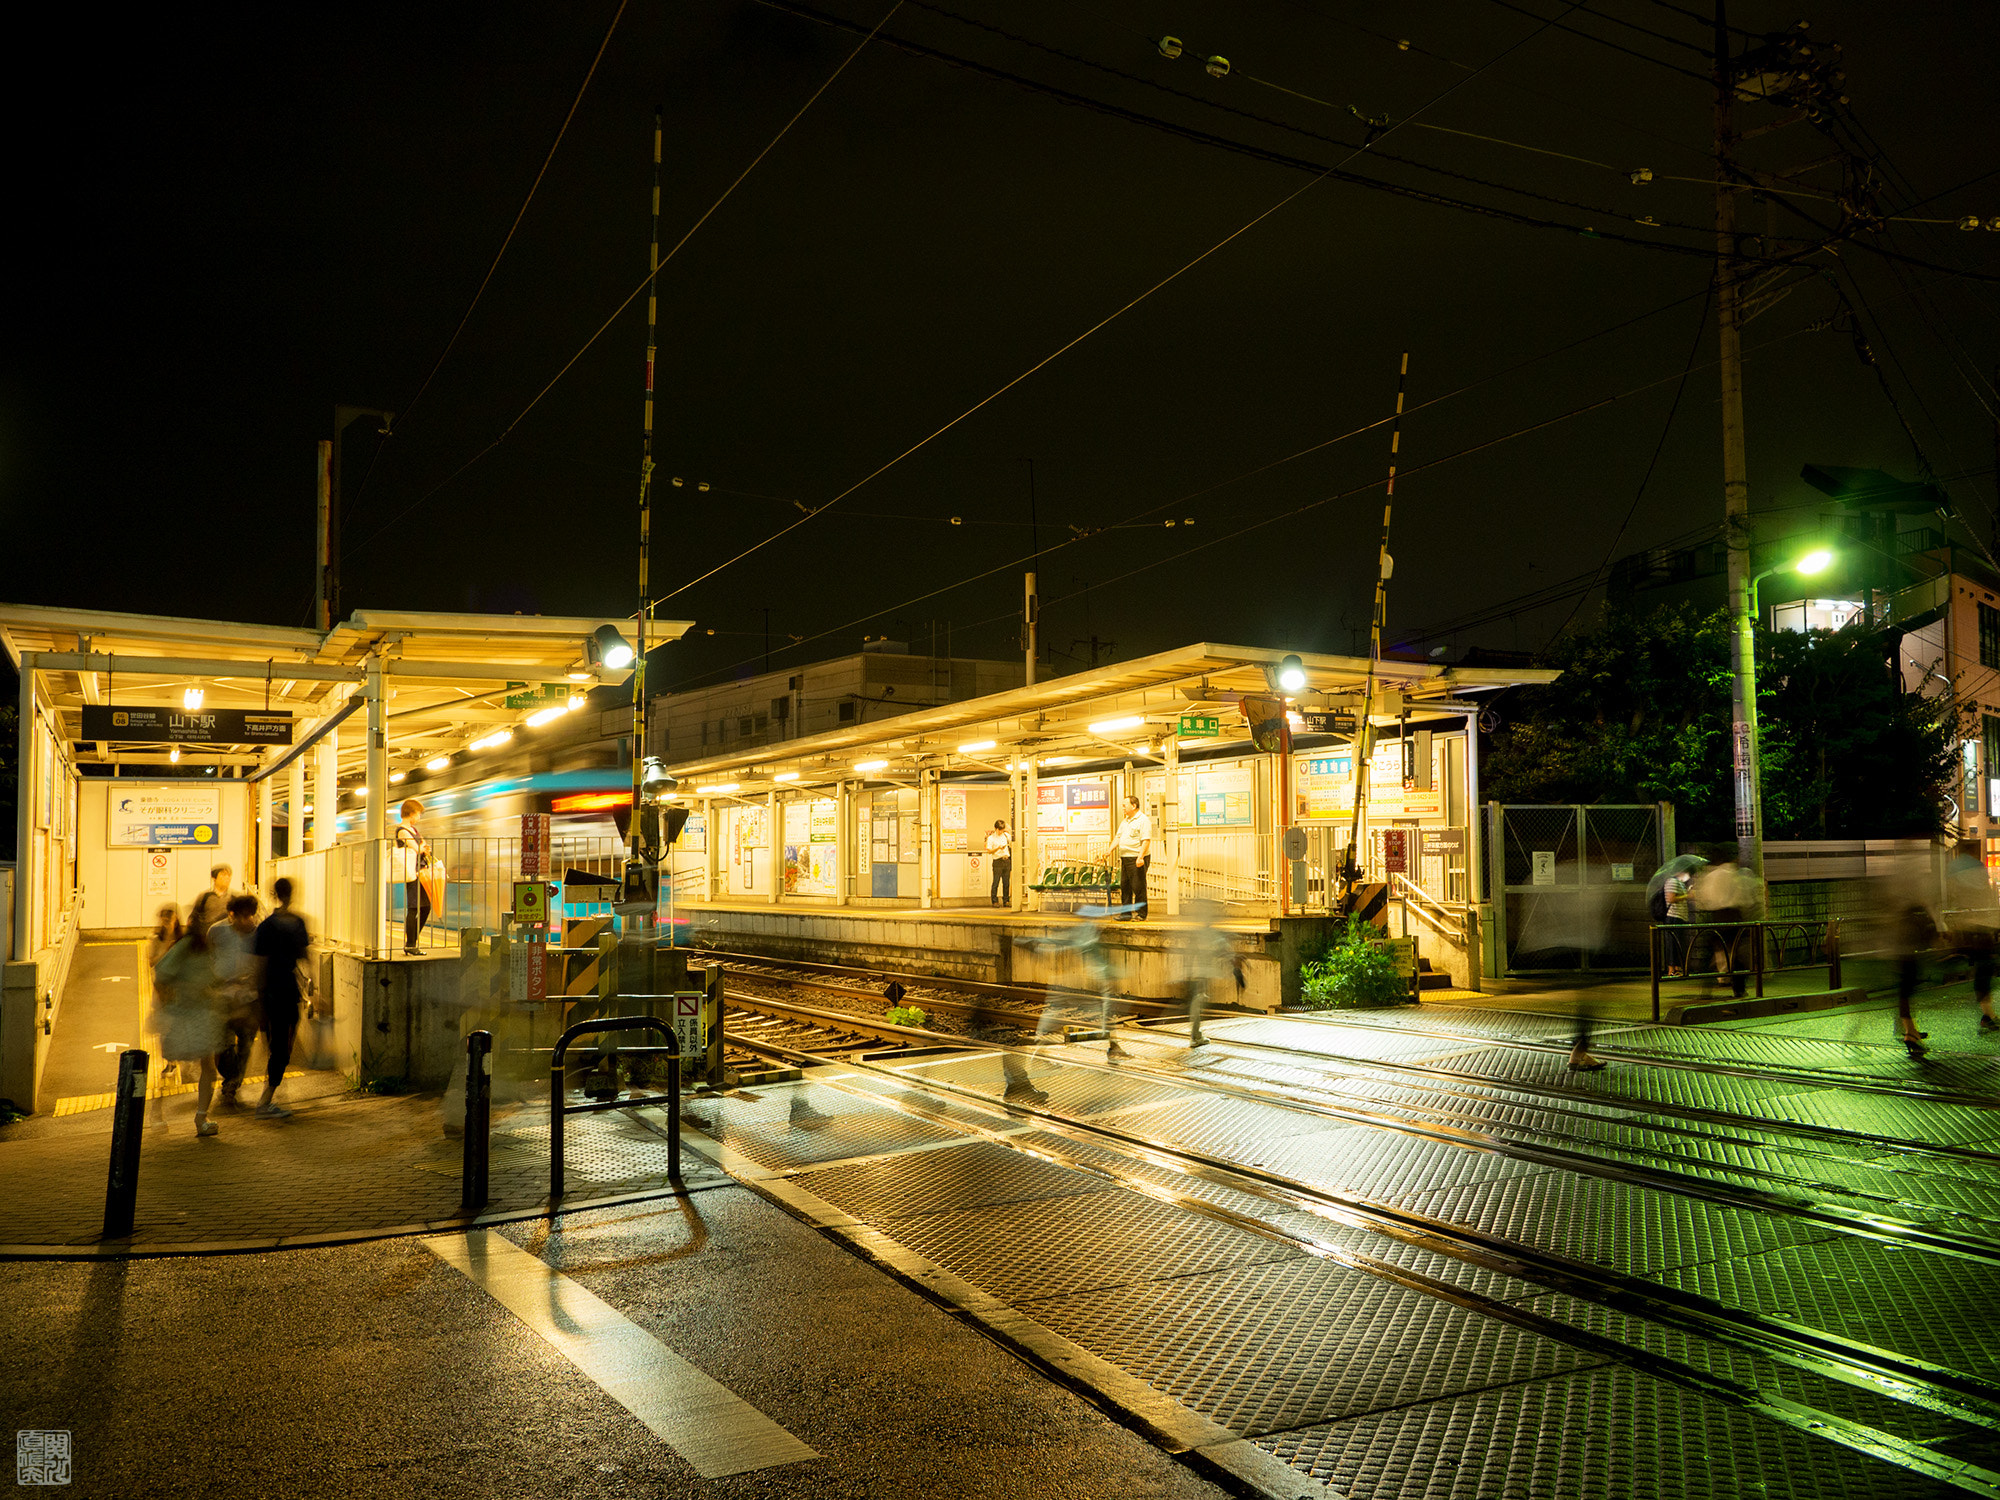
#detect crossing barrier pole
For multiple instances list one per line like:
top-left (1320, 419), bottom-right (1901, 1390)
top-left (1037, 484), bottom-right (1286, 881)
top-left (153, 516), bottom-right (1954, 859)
top-left (102, 1048), bottom-right (149, 1240)
top-left (461, 1030), bottom-right (492, 1213)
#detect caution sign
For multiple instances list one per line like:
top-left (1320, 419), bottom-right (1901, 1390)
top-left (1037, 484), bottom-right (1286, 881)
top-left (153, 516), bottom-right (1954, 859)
top-left (674, 993), bottom-right (703, 1059)
top-left (512, 880), bottom-right (556, 921)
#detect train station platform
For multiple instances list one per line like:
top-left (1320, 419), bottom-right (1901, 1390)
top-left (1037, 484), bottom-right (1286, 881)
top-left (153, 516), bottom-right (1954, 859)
top-left (670, 897), bottom-right (1338, 1012)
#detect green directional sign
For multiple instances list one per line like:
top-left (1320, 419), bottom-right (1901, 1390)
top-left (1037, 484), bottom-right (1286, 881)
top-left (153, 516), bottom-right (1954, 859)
top-left (1177, 713), bottom-right (1220, 738)
top-left (504, 682), bottom-right (568, 710)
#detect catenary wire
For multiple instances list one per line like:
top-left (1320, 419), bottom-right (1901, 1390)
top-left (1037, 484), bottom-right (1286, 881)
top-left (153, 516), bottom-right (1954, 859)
top-left (650, 1), bottom-right (1594, 603)
top-left (341, 0), bottom-right (905, 559)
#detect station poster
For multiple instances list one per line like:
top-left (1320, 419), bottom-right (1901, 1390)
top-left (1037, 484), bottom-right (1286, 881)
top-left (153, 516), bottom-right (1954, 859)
top-left (1194, 766), bottom-right (1254, 827)
top-left (1036, 784), bottom-right (1067, 832)
top-left (1064, 782), bottom-right (1111, 836)
top-left (809, 798), bottom-right (838, 842)
top-left (109, 786), bottom-right (222, 848)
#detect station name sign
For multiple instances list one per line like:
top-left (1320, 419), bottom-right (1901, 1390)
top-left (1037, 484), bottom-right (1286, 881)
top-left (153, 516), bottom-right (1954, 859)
top-left (82, 706), bottom-right (294, 745)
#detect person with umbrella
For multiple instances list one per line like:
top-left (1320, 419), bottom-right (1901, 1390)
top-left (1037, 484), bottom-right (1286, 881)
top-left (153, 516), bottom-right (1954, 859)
top-left (1648, 856), bottom-right (1705, 979)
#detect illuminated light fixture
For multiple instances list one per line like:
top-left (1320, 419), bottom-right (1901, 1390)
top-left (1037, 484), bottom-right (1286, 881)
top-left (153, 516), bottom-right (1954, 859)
top-left (1285, 711), bottom-right (1304, 727)
top-left (565, 666), bottom-right (595, 682)
top-left (182, 686), bottom-right (205, 711)
top-left (468, 730), bottom-right (514, 752)
top-left (1041, 756), bottom-right (1077, 767)
top-left (957, 740), bottom-right (997, 754)
top-left (854, 759), bottom-right (889, 773)
top-left (352, 784), bottom-right (368, 798)
top-left (1087, 716), bottom-right (1143, 735)
top-left (390, 771), bottom-right (407, 784)
top-left (591, 624), bottom-right (634, 671)
top-left (302, 803), bottom-right (312, 814)
top-left (425, 755), bottom-right (451, 772)
top-left (774, 771), bottom-right (800, 782)
top-left (169, 746), bottom-right (181, 764)
top-left (566, 693), bottom-right (587, 711)
top-left (1795, 547), bottom-right (1834, 576)
top-left (525, 704), bottom-right (569, 728)
top-left (1276, 654), bottom-right (1307, 693)
top-left (552, 790), bottom-right (632, 813)
top-left (695, 781), bottom-right (739, 795)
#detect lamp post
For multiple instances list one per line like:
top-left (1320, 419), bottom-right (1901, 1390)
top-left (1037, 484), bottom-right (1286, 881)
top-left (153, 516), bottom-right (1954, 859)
top-left (1738, 547), bottom-right (1834, 887)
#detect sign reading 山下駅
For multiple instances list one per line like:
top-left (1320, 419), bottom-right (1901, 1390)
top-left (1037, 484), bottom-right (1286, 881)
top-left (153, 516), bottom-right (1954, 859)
top-left (81, 706), bottom-right (293, 745)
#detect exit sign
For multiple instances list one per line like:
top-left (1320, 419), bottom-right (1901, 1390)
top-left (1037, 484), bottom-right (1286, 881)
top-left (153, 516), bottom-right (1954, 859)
top-left (1177, 714), bottom-right (1220, 738)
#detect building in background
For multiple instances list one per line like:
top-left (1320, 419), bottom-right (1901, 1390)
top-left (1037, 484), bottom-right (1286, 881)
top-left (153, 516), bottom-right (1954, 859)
top-left (648, 642), bottom-right (1026, 763)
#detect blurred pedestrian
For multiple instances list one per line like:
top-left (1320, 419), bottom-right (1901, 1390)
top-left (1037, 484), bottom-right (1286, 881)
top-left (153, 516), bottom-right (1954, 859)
top-left (395, 798), bottom-right (432, 956)
top-left (1947, 847), bottom-right (2000, 1035)
top-left (1647, 855), bottom-right (1702, 978)
top-left (206, 862), bottom-right (236, 908)
top-left (150, 907), bottom-right (227, 1137)
top-left (1183, 901), bottom-right (1239, 1050)
top-left (1567, 1007), bottom-right (1606, 1071)
top-left (1690, 858), bottom-right (1759, 998)
top-left (209, 894), bottom-right (263, 1110)
top-left (1112, 795), bottom-right (1152, 921)
top-left (1893, 897), bottom-right (1939, 1059)
top-left (986, 819), bottom-right (1014, 907)
top-left (146, 904), bottom-right (184, 1085)
top-left (1012, 912), bottom-right (1123, 1057)
top-left (252, 877), bottom-right (312, 1118)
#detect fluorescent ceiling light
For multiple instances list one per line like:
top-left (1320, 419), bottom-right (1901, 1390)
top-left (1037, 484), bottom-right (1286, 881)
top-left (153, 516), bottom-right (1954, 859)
top-left (1087, 715), bottom-right (1143, 735)
top-left (854, 759), bottom-right (889, 773)
top-left (169, 746), bottom-right (181, 764)
top-left (468, 730), bottom-right (514, 752)
top-left (426, 756), bottom-right (451, 772)
top-left (957, 740), bottom-right (997, 754)
top-left (1041, 756), bottom-right (1076, 766)
top-left (352, 785), bottom-right (368, 798)
top-left (525, 705), bottom-right (569, 728)
top-left (566, 693), bottom-right (587, 710)
top-left (695, 782), bottom-right (739, 794)
top-left (390, 771), bottom-right (407, 784)
top-left (182, 686), bottom-right (204, 711)
top-left (773, 771), bottom-right (800, 782)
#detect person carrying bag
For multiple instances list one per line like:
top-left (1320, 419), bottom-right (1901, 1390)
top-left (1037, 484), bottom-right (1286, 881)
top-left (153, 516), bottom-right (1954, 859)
top-left (393, 797), bottom-right (443, 956)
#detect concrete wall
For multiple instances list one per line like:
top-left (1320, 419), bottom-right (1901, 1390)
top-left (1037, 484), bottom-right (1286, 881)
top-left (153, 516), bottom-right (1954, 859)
top-left (1, 894), bottom-right (83, 1114)
top-left (76, 780), bottom-right (252, 930)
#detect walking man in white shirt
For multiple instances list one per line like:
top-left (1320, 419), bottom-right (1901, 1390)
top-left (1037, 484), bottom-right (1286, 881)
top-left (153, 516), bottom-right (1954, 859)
top-left (985, 819), bottom-right (1014, 906)
top-left (1113, 795), bottom-right (1152, 921)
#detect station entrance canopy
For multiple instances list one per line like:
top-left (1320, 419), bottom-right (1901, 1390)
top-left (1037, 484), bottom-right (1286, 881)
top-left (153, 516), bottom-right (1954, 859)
top-left (3, 603), bottom-right (691, 961)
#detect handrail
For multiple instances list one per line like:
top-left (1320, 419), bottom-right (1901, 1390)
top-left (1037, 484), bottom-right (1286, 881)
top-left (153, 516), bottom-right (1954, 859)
top-left (550, 1014), bottom-right (682, 1199)
top-left (1391, 872), bottom-right (1467, 945)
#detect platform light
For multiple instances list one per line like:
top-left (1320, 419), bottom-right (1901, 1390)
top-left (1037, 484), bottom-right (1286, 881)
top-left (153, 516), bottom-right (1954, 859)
top-left (1276, 654), bottom-right (1307, 693)
top-left (468, 730), bottom-right (514, 752)
top-left (302, 803), bottom-right (312, 815)
top-left (694, 781), bottom-right (739, 795)
top-left (774, 771), bottom-right (800, 782)
top-left (855, 759), bottom-right (889, 773)
top-left (957, 740), bottom-right (997, 754)
top-left (390, 771), bottom-right (407, 784)
top-left (591, 624), bottom-right (634, 671)
top-left (182, 685), bottom-right (205, 712)
top-left (525, 704), bottom-right (569, 728)
top-left (352, 784), bottom-right (368, 798)
top-left (1795, 547), bottom-right (1834, 576)
top-left (425, 755), bottom-right (451, 772)
top-left (169, 746), bottom-right (181, 764)
top-left (1087, 715), bottom-right (1143, 735)
top-left (1041, 756), bottom-right (1077, 767)
top-left (566, 692), bottom-right (587, 711)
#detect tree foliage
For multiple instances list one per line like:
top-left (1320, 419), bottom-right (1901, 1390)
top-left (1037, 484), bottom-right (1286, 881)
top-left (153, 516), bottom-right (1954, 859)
top-left (1482, 605), bottom-right (1957, 841)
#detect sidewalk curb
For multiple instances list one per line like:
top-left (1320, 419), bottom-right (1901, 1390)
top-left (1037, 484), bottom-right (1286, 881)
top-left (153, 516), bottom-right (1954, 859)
top-left (656, 1113), bottom-right (1344, 1500)
top-left (0, 1177), bottom-right (741, 1262)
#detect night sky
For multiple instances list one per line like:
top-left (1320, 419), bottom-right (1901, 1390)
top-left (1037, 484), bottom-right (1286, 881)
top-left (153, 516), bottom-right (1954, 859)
top-left (4, 0), bottom-right (1996, 689)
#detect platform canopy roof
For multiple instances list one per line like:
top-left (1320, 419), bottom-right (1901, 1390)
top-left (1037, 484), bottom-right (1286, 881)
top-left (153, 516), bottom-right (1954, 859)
top-left (0, 603), bottom-right (690, 774)
top-left (660, 641), bottom-right (1554, 792)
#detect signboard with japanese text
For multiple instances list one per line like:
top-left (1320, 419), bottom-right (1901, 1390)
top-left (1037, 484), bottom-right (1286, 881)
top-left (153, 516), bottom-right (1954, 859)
top-left (1176, 713), bottom-right (1219, 738)
top-left (109, 786), bottom-right (221, 848)
top-left (82, 706), bottom-right (292, 745)
top-left (520, 814), bottom-right (552, 876)
top-left (1194, 766), bottom-right (1254, 827)
top-left (674, 992), bottom-right (704, 1058)
top-left (1063, 782), bottom-right (1111, 836)
top-left (1036, 783), bottom-right (1067, 832)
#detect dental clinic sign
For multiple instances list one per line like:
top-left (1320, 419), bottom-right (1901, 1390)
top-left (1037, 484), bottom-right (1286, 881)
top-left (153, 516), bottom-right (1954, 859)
top-left (109, 787), bottom-right (222, 848)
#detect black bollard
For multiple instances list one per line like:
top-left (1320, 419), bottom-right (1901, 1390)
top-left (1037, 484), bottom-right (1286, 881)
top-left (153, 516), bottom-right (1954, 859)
top-left (461, 1031), bottom-right (492, 1213)
top-left (102, 1048), bottom-right (149, 1240)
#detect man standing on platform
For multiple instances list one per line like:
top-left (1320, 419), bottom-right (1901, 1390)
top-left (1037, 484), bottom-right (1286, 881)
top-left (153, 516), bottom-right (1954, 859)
top-left (986, 819), bottom-right (1013, 907)
top-left (1113, 795), bottom-right (1152, 921)
top-left (251, 877), bottom-right (311, 1119)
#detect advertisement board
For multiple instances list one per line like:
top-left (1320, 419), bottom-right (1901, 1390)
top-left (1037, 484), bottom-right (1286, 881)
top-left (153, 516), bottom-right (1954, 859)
top-left (108, 786), bottom-right (222, 848)
top-left (1194, 766), bottom-right (1254, 827)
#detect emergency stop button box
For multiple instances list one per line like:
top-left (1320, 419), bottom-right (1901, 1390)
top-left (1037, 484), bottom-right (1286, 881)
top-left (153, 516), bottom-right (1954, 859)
top-left (512, 880), bottom-right (558, 921)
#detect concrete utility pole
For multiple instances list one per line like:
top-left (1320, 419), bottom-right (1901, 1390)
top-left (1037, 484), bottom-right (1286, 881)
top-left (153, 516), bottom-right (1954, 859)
top-left (629, 109), bottom-right (663, 870)
top-left (322, 405), bottom-right (394, 632)
top-left (1715, 4), bottom-right (1763, 883)
top-left (1024, 460), bottom-right (1039, 686)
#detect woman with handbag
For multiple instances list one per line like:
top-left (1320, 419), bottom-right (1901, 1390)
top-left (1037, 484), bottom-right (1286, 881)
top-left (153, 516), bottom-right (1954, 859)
top-left (394, 798), bottom-right (436, 956)
top-left (150, 907), bottom-right (228, 1136)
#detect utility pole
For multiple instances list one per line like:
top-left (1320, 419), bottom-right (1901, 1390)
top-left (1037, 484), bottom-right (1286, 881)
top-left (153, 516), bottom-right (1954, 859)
top-left (629, 109), bottom-right (663, 864)
top-left (1343, 352), bottom-right (1410, 902)
top-left (315, 442), bottom-right (333, 631)
top-left (1024, 459), bottom-right (1039, 686)
top-left (1715, 3), bottom-right (1763, 884)
top-left (322, 404), bottom-right (393, 631)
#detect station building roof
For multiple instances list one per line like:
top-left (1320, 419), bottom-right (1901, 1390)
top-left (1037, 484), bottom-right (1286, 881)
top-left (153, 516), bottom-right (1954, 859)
top-left (0, 602), bottom-right (689, 775)
top-left (659, 641), bottom-right (1555, 791)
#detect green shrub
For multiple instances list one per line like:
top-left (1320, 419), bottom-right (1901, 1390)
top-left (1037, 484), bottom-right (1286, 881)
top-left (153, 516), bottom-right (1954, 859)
top-left (1299, 916), bottom-right (1410, 1010)
top-left (885, 1004), bottom-right (929, 1028)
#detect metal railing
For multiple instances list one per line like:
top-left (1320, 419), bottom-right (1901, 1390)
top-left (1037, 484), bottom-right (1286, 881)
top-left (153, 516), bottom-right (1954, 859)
top-left (1172, 828), bottom-right (1275, 908)
top-left (550, 1015), bottom-right (682, 1199)
top-left (1647, 919), bottom-right (1839, 1021)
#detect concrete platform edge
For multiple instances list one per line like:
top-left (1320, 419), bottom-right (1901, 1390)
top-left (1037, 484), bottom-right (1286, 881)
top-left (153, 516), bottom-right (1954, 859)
top-left (0, 1177), bottom-right (738, 1261)
top-left (664, 1114), bottom-right (1346, 1500)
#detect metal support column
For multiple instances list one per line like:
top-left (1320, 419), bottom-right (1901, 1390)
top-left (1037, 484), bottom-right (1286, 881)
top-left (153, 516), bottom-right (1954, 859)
top-left (1162, 734), bottom-right (1181, 916)
top-left (288, 726), bottom-right (307, 868)
top-left (311, 714), bottom-right (339, 853)
top-left (363, 657), bottom-right (386, 954)
top-left (1022, 756), bottom-right (1039, 911)
top-left (13, 656), bottom-right (36, 961)
top-left (767, 789), bottom-right (780, 905)
top-left (918, 769), bottom-right (935, 910)
top-left (1485, 799), bottom-right (1507, 979)
top-left (254, 773), bottom-right (272, 889)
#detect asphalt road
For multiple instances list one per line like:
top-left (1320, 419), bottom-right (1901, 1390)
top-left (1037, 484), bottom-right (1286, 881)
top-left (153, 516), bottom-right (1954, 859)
top-left (0, 1183), bottom-right (1228, 1500)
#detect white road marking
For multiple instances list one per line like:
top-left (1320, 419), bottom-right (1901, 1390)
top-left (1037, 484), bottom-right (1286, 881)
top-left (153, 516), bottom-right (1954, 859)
top-left (426, 1229), bottom-right (819, 1479)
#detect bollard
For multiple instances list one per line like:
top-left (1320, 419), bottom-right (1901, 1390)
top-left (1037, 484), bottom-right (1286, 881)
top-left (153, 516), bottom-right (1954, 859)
top-left (102, 1048), bottom-right (149, 1240)
top-left (1827, 918), bottom-right (1843, 989)
top-left (461, 1030), bottom-right (492, 1213)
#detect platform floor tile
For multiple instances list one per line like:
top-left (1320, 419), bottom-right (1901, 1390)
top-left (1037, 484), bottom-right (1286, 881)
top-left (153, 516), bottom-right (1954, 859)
top-left (1018, 1254), bottom-right (1602, 1437)
top-left (681, 1082), bottom-right (967, 1171)
top-left (1241, 1124), bottom-right (1557, 1203)
top-left (1385, 1168), bottom-right (1836, 1275)
top-left (795, 1137), bottom-right (1099, 1219)
top-left (1257, 1363), bottom-right (1954, 1499)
